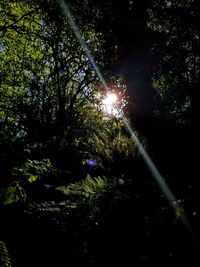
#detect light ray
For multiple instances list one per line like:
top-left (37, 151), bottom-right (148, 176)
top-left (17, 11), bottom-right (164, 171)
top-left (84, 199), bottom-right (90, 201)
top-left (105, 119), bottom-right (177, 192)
top-left (56, 0), bottom-right (199, 245)
top-left (57, 0), bottom-right (108, 90)
top-left (122, 116), bottom-right (198, 243)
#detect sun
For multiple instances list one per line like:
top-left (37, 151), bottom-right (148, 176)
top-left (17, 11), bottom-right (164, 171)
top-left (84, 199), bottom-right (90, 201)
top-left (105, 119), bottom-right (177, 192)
top-left (102, 93), bottom-right (119, 116)
top-left (102, 93), bottom-right (118, 106)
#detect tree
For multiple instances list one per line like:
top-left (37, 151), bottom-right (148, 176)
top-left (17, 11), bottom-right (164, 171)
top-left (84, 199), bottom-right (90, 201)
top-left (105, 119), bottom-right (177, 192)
top-left (0, 0), bottom-right (135, 184)
top-left (148, 0), bottom-right (200, 124)
top-left (90, 0), bottom-right (156, 119)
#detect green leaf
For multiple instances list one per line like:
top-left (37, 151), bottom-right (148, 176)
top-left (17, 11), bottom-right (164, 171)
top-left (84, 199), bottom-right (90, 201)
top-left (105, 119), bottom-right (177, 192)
top-left (28, 174), bottom-right (38, 183)
top-left (0, 186), bottom-right (20, 205)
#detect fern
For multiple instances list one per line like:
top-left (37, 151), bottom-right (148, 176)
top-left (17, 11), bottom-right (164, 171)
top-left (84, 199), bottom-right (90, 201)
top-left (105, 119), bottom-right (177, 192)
top-left (57, 175), bottom-right (108, 195)
top-left (23, 175), bottom-right (128, 234)
top-left (56, 175), bottom-right (111, 215)
top-left (0, 241), bottom-right (12, 267)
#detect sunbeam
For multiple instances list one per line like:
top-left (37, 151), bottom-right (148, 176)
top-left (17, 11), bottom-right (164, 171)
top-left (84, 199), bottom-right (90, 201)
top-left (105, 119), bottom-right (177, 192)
top-left (57, 0), bottom-right (199, 245)
top-left (57, 0), bottom-right (108, 90)
top-left (122, 116), bottom-right (199, 244)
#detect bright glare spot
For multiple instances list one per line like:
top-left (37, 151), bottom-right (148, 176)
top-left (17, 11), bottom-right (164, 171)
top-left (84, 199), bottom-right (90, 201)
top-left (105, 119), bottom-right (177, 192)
top-left (103, 93), bottom-right (117, 105)
top-left (102, 93), bottom-right (119, 116)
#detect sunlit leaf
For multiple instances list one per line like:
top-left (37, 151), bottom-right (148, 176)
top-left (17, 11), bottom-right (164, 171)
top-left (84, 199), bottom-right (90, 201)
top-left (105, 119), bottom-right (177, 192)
top-left (28, 174), bottom-right (38, 183)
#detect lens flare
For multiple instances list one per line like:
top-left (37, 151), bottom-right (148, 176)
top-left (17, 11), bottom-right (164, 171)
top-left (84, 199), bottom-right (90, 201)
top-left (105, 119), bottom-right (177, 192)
top-left (56, 0), bottom-right (199, 245)
top-left (86, 159), bottom-right (97, 167)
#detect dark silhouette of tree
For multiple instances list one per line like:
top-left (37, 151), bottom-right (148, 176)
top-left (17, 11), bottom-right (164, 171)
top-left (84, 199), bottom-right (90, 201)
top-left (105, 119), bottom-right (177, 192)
top-left (148, 0), bottom-right (200, 124)
top-left (1, 1), bottom-right (200, 266)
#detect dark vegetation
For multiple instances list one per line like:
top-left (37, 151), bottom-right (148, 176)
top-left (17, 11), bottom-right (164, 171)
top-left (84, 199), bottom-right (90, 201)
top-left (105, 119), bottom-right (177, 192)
top-left (0, 0), bottom-right (200, 265)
